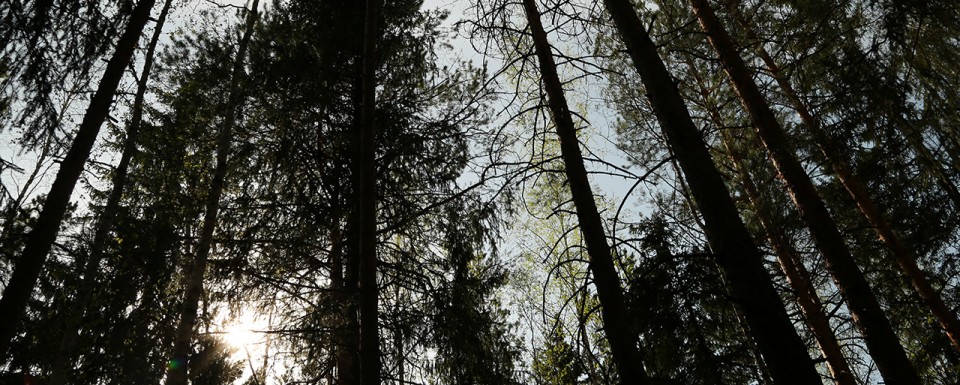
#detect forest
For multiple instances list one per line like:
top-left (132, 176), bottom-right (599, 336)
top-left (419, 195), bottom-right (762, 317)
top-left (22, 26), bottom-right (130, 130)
top-left (0, 0), bottom-right (959, 384)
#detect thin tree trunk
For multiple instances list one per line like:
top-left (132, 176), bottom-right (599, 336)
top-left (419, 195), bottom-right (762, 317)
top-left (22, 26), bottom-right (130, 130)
top-left (688, 1), bottom-right (921, 383)
top-left (47, 1), bottom-right (173, 383)
top-left (720, 128), bottom-right (856, 385)
top-left (0, 0), bottom-right (157, 359)
top-left (686, 55), bottom-right (855, 384)
top-left (744, 28), bottom-right (960, 353)
top-left (163, 2), bottom-right (259, 384)
top-left (332, 212), bottom-right (359, 385)
top-left (358, 0), bottom-right (381, 383)
top-left (598, 0), bottom-right (823, 383)
top-left (342, 214), bottom-right (361, 385)
top-left (522, 1), bottom-right (650, 382)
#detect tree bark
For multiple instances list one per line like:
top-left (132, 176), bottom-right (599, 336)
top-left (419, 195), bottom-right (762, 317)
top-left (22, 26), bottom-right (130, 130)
top-left (163, 2), bottom-right (259, 384)
top-left (47, 1), bottom-right (173, 383)
top-left (329, 213), bottom-right (356, 385)
top-left (522, 0), bottom-right (651, 383)
top-left (358, 0), bottom-right (381, 383)
top-left (0, 0), bottom-right (157, 360)
top-left (598, 0), bottom-right (823, 384)
top-left (688, 1), bottom-right (921, 383)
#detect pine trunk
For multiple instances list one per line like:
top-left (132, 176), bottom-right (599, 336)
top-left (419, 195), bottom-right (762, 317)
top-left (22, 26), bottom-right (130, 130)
top-left (720, 129), bottom-right (856, 385)
top-left (687, 56), bottom-right (855, 384)
top-left (330, 214), bottom-right (358, 385)
top-left (599, 0), bottom-right (823, 384)
top-left (0, 0), bottom-right (157, 359)
top-left (748, 35), bottom-right (960, 353)
top-left (340, 214), bottom-right (361, 385)
top-left (521, 0), bottom-right (649, 383)
top-left (163, 2), bottom-right (259, 384)
top-left (47, 1), bottom-right (173, 382)
top-left (358, 0), bottom-right (381, 382)
top-left (688, 1), bottom-right (921, 383)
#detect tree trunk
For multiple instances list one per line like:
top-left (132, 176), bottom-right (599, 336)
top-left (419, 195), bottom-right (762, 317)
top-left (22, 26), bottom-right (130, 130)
top-left (522, 0), bottom-right (651, 382)
top-left (688, 1), bottom-right (921, 383)
top-left (598, 0), bottom-right (823, 384)
top-left (686, 54), bottom-right (855, 384)
top-left (358, 0), bottom-right (381, 383)
top-left (722, 5), bottom-right (960, 351)
top-left (332, 211), bottom-right (359, 385)
top-left (47, 1), bottom-right (173, 383)
top-left (163, 2), bottom-right (259, 384)
top-left (720, 128), bottom-right (856, 385)
top-left (0, 0), bottom-right (157, 359)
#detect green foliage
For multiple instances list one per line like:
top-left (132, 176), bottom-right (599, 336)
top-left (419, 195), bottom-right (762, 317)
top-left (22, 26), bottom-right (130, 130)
top-left (532, 329), bottom-right (583, 385)
top-left (429, 200), bottom-right (522, 385)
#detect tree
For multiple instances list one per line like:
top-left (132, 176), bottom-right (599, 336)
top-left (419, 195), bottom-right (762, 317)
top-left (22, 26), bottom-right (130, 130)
top-left (596, 0), bottom-right (823, 383)
top-left (429, 200), bottom-right (521, 385)
top-left (686, 1), bottom-right (921, 382)
top-left (725, 0), bottom-right (960, 355)
top-left (358, 0), bottom-right (382, 383)
top-left (520, 0), bottom-right (652, 383)
top-left (0, 0), bottom-right (158, 359)
top-left (47, 1), bottom-right (174, 383)
top-left (164, 1), bottom-right (260, 384)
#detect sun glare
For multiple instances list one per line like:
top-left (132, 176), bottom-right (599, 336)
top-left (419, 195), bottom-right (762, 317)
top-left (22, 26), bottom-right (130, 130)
top-left (221, 313), bottom-right (266, 349)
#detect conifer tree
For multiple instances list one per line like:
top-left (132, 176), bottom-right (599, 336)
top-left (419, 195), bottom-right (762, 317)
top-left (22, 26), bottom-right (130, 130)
top-left (165, 2), bottom-right (260, 384)
top-left (0, 0), bottom-right (158, 359)
top-left (597, 0), bottom-right (823, 382)
top-left (686, 1), bottom-right (921, 382)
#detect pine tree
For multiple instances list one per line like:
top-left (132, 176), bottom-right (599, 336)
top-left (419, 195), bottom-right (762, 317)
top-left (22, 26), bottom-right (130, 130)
top-left (597, 0), bottom-right (823, 382)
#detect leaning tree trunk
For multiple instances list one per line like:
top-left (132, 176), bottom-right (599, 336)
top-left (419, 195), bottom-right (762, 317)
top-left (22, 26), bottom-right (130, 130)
top-left (358, 0), bottom-right (381, 383)
top-left (0, 0), bottom-right (157, 359)
top-left (687, 1), bottom-right (921, 383)
top-left (163, 2), bottom-right (259, 384)
top-left (719, 129), bottom-right (857, 385)
top-left (522, 0), bottom-right (650, 383)
top-left (730, 12), bottom-right (960, 352)
top-left (598, 0), bottom-right (823, 384)
top-left (47, 1), bottom-right (173, 383)
top-left (686, 55), bottom-right (855, 384)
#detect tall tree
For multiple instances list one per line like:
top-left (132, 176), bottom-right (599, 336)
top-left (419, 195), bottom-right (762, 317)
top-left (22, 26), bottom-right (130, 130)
top-left (684, 55), bottom-right (855, 384)
top-left (723, 1), bottom-right (960, 353)
top-left (358, 0), bottom-right (382, 382)
top-left (47, 1), bottom-right (174, 383)
top-left (521, 0), bottom-right (650, 383)
top-left (597, 0), bottom-right (823, 383)
top-left (164, 1), bottom-right (260, 384)
top-left (718, 130), bottom-right (856, 385)
top-left (0, 0), bottom-right (158, 359)
top-left (686, 1), bottom-right (922, 382)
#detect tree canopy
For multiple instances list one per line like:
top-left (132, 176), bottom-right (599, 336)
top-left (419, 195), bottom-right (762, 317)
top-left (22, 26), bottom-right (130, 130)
top-left (1, 0), bottom-right (959, 384)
